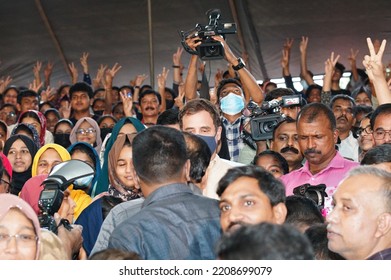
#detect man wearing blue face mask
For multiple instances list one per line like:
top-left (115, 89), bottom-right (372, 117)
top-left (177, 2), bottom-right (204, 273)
top-left (183, 35), bottom-right (264, 163)
top-left (179, 99), bottom-right (243, 199)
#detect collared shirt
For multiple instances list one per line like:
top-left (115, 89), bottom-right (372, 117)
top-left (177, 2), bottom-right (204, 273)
top-left (108, 183), bottom-right (222, 260)
top-left (90, 197), bottom-right (145, 256)
top-left (281, 151), bottom-right (359, 215)
top-left (204, 155), bottom-right (244, 200)
top-left (222, 116), bottom-right (244, 162)
top-left (367, 248), bottom-right (391, 260)
top-left (337, 131), bottom-right (359, 162)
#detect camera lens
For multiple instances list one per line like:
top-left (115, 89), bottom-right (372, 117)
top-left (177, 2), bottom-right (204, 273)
top-left (206, 45), bottom-right (218, 55)
top-left (261, 119), bottom-right (278, 133)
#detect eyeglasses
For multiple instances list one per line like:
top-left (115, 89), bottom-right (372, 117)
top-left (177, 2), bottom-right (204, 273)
top-left (0, 179), bottom-right (10, 186)
top-left (356, 125), bottom-right (373, 136)
top-left (0, 233), bottom-right (38, 247)
top-left (76, 128), bottom-right (96, 135)
top-left (373, 129), bottom-right (391, 140)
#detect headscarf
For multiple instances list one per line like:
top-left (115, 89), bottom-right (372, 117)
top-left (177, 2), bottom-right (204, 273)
top-left (0, 193), bottom-right (41, 259)
top-left (69, 117), bottom-right (102, 154)
top-left (0, 153), bottom-right (13, 180)
top-left (3, 135), bottom-right (38, 195)
top-left (31, 143), bottom-right (71, 177)
top-left (18, 110), bottom-right (47, 147)
top-left (93, 117), bottom-right (145, 196)
top-left (107, 133), bottom-right (141, 201)
top-left (19, 174), bottom-right (47, 215)
top-left (11, 123), bottom-right (41, 148)
top-left (67, 141), bottom-right (101, 196)
top-left (39, 229), bottom-right (68, 260)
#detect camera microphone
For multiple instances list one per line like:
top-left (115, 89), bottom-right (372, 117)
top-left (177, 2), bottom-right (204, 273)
top-left (261, 99), bottom-right (281, 110)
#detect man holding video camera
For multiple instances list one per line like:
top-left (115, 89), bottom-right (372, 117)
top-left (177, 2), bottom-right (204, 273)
top-left (280, 103), bottom-right (358, 215)
top-left (183, 33), bottom-right (264, 162)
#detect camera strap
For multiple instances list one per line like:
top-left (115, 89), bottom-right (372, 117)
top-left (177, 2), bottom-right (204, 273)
top-left (55, 218), bottom-right (73, 232)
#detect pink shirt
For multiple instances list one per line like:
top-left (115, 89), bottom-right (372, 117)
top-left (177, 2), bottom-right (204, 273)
top-left (281, 151), bottom-right (359, 215)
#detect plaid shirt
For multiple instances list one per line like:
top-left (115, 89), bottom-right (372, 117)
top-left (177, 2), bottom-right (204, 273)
top-left (222, 116), bottom-right (244, 162)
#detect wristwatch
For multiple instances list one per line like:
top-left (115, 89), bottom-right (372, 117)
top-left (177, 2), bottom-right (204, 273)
top-left (232, 57), bottom-right (246, 71)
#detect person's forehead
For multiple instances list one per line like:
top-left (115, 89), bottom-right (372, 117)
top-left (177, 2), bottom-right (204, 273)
top-left (22, 96), bottom-right (38, 102)
top-left (222, 177), bottom-right (265, 198)
top-left (221, 83), bottom-right (241, 91)
top-left (336, 174), bottom-right (384, 202)
top-left (182, 111), bottom-right (215, 128)
top-left (333, 98), bottom-right (353, 107)
top-left (73, 91), bottom-right (88, 96)
top-left (374, 113), bottom-right (391, 129)
top-left (275, 122), bottom-right (297, 135)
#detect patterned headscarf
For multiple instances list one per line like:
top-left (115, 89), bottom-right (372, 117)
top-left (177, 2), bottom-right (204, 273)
top-left (18, 110), bottom-right (47, 147)
top-left (107, 133), bottom-right (141, 201)
top-left (11, 123), bottom-right (41, 148)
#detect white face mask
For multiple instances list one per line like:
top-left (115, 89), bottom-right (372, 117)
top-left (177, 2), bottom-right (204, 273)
top-left (220, 93), bottom-right (245, 115)
top-left (73, 174), bottom-right (94, 189)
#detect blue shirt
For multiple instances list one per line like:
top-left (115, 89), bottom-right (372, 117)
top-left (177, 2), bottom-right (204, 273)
top-left (108, 183), bottom-right (222, 259)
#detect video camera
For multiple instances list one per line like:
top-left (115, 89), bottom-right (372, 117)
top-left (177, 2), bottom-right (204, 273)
top-left (38, 159), bottom-right (95, 234)
top-left (245, 95), bottom-right (303, 141)
top-left (181, 8), bottom-right (237, 60)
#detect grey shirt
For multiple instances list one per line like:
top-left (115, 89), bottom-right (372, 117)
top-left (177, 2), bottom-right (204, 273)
top-left (108, 183), bottom-right (222, 259)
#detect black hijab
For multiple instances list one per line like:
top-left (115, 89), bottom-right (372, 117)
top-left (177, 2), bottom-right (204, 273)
top-left (3, 135), bottom-right (38, 195)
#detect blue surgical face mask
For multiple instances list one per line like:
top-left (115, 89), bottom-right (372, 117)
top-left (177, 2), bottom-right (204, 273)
top-left (220, 93), bottom-right (245, 115)
top-left (73, 174), bottom-right (94, 189)
top-left (195, 134), bottom-right (217, 154)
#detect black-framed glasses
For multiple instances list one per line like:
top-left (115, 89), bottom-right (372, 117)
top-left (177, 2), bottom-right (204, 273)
top-left (76, 128), bottom-right (96, 135)
top-left (356, 125), bottom-right (373, 136)
top-left (373, 129), bottom-right (391, 140)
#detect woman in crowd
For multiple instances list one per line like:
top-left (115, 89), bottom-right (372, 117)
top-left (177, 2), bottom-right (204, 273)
top-left (11, 123), bottom-right (41, 148)
top-left (3, 135), bottom-right (38, 195)
top-left (68, 141), bottom-right (101, 196)
top-left (94, 116), bottom-right (145, 196)
top-left (53, 119), bottom-right (73, 149)
top-left (17, 110), bottom-right (53, 146)
top-left (69, 117), bottom-right (102, 154)
top-left (253, 150), bottom-right (289, 179)
top-left (0, 193), bottom-right (41, 260)
top-left (75, 134), bottom-right (140, 256)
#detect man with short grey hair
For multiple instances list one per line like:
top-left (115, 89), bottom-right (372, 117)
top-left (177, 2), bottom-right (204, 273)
top-left (327, 166), bottom-right (391, 260)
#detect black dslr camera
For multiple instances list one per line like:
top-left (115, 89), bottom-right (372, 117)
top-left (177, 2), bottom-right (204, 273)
top-left (247, 95), bottom-right (303, 141)
top-left (293, 183), bottom-right (328, 210)
top-left (38, 159), bottom-right (95, 234)
top-left (181, 8), bottom-right (237, 60)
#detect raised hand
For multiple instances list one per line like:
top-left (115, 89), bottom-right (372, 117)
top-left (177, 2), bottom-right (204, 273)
top-left (104, 63), bottom-right (122, 87)
top-left (299, 36), bottom-right (309, 54)
top-left (80, 52), bottom-right (89, 74)
top-left (174, 82), bottom-right (185, 110)
top-left (173, 47), bottom-right (184, 66)
top-left (157, 67), bottom-right (169, 89)
top-left (59, 100), bottom-right (71, 119)
top-left (33, 61), bottom-right (42, 78)
top-left (0, 75), bottom-right (12, 93)
top-left (29, 80), bottom-right (43, 92)
top-left (325, 52), bottom-right (340, 75)
top-left (93, 64), bottom-right (107, 89)
top-left (68, 62), bottom-right (78, 84)
top-left (134, 74), bottom-right (148, 87)
top-left (363, 38), bottom-right (386, 80)
top-left (119, 90), bottom-right (134, 117)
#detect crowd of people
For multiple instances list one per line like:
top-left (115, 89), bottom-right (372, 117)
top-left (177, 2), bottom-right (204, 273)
top-left (0, 33), bottom-right (390, 260)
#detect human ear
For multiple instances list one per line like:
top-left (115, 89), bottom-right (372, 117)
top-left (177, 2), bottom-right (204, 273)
top-left (272, 203), bottom-right (288, 225)
top-left (375, 212), bottom-right (391, 238)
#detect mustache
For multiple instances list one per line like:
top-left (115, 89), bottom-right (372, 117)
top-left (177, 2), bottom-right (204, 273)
top-left (304, 149), bottom-right (321, 155)
top-left (227, 221), bottom-right (246, 231)
top-left (337, 115), bottom-right (348, 122)
top-left (280, 146), bottom-right (299, 154)
top-left (145, 106), bottom-right (155, 110)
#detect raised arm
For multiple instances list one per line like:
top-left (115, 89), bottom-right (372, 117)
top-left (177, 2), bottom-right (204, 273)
top-left (183, 36), bottom-right (202, 101)
top-left (33, 61), bottom-right (42, 88)
top-left (212, 35), bottom-right (263, 104)
top-left (157, 67), bottom-right (169, 113)
top-left (103, 63), bottom-right (122, 114)
top-left (68, 62), bottom-right (78, 84)
top-left (300, 36), bottom-right (315, 85)
top-left (43, 61), bottom-right (54, 88)
top-left (321, 52), bottom-right (340, 106)
top-left (348, 48), bottom-right (360, 83)
top-left (172, 47), bottom-right (184, 85)
top-left (80, 52), bottom-right (92, 85)
top-left (363, 38), bottom-right (391, 105)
